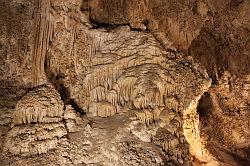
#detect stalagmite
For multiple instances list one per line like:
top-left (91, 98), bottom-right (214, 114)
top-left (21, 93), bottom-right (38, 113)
top-left (12, 85), bottom-right (64, 125)
top-left (64, 105), bottom-right (83, 133)
top-left (4, 84), bottom-right (67, 156)
top-left (4, 122), bottom-right (67, 156)
top-left (2, 0), bottom-right (248, 165)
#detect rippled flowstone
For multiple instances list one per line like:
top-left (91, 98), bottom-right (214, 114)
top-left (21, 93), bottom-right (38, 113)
top-left (45, 21), bottom-right (216, 165)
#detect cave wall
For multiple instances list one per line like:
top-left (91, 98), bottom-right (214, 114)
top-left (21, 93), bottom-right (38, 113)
top-left (1, 0), bottom-right (249, 106)
top-left (88, 0), bottom-right (250, 80)
top-left (0, 0), bottom-right (249, 166)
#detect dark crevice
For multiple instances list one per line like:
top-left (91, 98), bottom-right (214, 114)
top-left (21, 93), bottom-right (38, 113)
top-left (89, 18), bottom-right (128, 30)
top-left (80, 0), bottom-right (89, 12)
top-left (44, 59), bottom-right (84, 115)
top-left (89, 18), bottom-right (150, 33)
top-left (197, 92), bottom-right (250, 166)
top-left (50, 74), bottom-right (85, 115)
top-left (197, 92), bottom-right (214, 132)
top-left (197, 92), bottom-right (212, 120)
top-left (230, 0), bottom-right (245, 8)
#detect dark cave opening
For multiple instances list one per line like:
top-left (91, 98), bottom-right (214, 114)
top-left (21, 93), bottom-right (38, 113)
top-left (197, 92), bottom-right (213, 120)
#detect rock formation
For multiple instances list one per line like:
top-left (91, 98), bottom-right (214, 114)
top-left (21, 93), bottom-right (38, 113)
top-left (0, 0), bottom-right (249, 165)
top-left (4, 84), bottom-right (67, 156)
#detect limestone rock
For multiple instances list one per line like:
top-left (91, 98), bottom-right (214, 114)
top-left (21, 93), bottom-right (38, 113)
top-left (12, 84), bottom-right (64, 125)
top-left (4, 123), bottom-right (67, 156)
top-left (64, 105), bottom-right (84, 132)
top-left (0, 0), bottom-right (249, 165)
top-left (4, 84), bottom-right (67, 156)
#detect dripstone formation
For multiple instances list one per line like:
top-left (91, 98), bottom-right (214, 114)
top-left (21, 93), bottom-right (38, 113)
top-left (0, 0), bottom-right (249, 166)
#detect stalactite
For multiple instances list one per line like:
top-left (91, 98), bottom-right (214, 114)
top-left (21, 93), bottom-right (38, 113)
top-left (89, 101), bottom-right (117, 118)
top-left (135, 106), bottom-right (168, 125)
top-left (83, 55), bottom-right (136, 101)
top-left (164, 84), bottom-right (176, 96)
top-left (152, 82), bottom-right (167, 107)
top-left (152, 106), bottom-right (164, 120)
top-left (164, 96), bottom-right (179, 112)
top-left (82, 55), bottom-right (181, 118)
top-left (131, 83), bottom-right (160, 109)
top-left (106, 90), bottom-right (118, 106)
top-left (135, 109), bottom-right (154, 125)
top-left (32, 0), bottom-right (54, 87)
top-left (90, 86), bottom-right (106, 102)
top-left (159, 108), bottom-right (177, 125)
top-left (116, 76), bottom-right (137, 105)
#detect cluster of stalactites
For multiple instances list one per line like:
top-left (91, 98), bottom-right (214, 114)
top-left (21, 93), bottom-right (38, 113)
top-left (81, 54), bottom-right (177, 107)
top-left (82, 59), bottom-right (180, 120)
top-left (13, 106), bottom-right (63, 124)
top-left (89, 101), bottom-right (117, 117)
top-left (74, 35), bottom-right (208, 123)
top-left (135, 107), bottom-right (163, 125)
top-left (84, 56), bottom-right (133, 96)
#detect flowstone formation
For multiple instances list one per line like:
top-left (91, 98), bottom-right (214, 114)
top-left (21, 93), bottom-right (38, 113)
top-left (43, 3), bottom-right (214, 163)
top-left (1, 0), bottom-right (249, 165)
top-left (3, 84), bottom-right (67, 156)
top-left (48, 25), bottom-right (212, 120)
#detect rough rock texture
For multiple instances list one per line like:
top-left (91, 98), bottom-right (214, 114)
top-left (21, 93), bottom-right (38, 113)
top-left (198, 72), bottom-right (250, 165)
top-left (64, 105), bottom-right (84, 132)
top-left (88, 0), bottom-right (250, 81)
top-left (12, 84), bottom-right (64, 125)
top-left (0, 0), bottom-right (249, 166)
top-left (3, 84), bottom-right (67, 156)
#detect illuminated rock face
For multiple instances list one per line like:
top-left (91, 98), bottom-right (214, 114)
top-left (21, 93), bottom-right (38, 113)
top-left (44, 7), bottom-right (213, 164)
top-left (47, 25), bottom-right (212, 120)
top-left (1, 0), bottom-right (214, 164)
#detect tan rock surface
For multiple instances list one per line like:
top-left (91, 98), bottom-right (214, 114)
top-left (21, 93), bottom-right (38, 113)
top-left (0, 0), bottom-right (249, 165)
